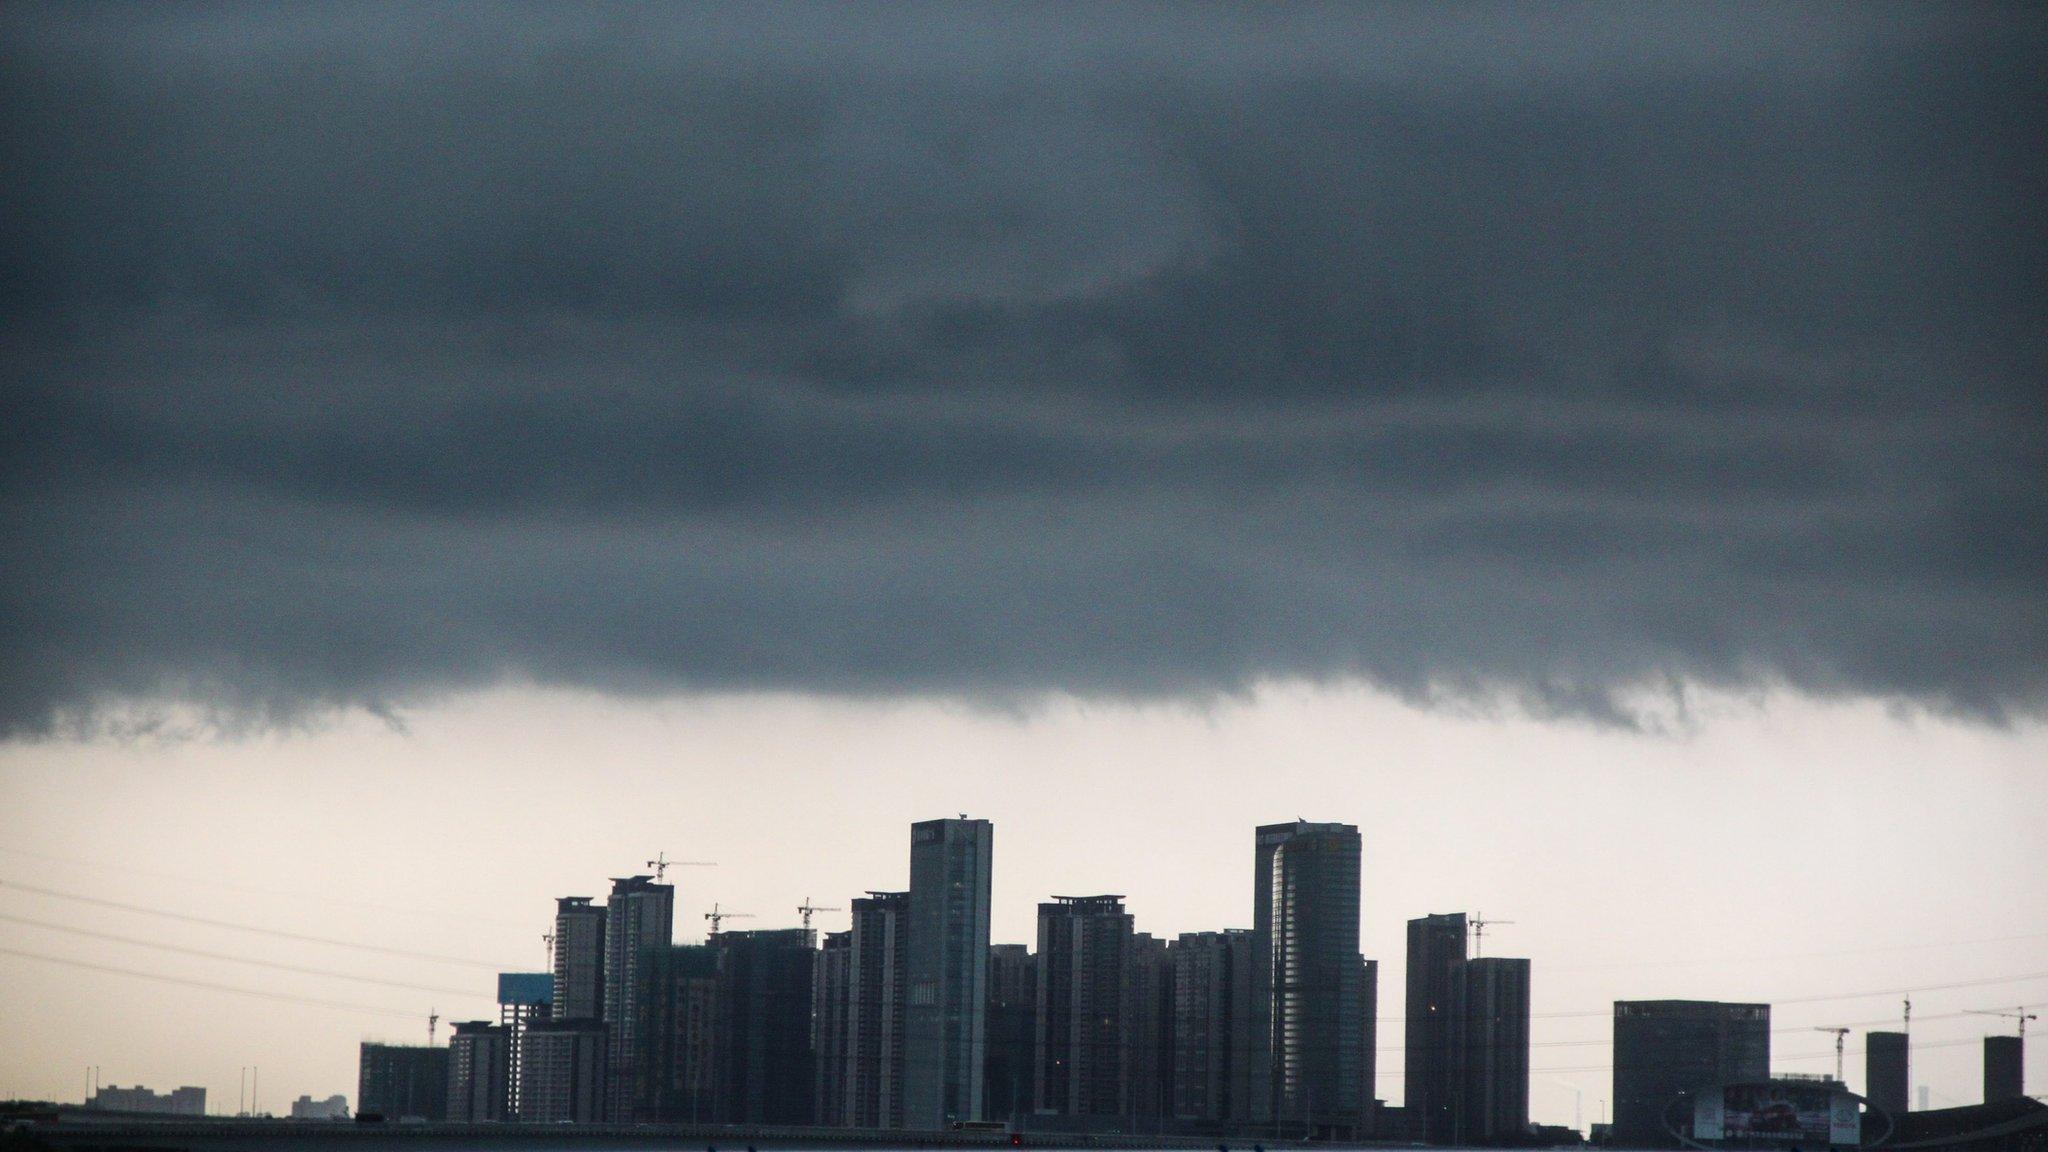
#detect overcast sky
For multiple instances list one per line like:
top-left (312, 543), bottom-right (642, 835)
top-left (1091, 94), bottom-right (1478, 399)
top-left (1, 0), bottom-right (2043, 1130)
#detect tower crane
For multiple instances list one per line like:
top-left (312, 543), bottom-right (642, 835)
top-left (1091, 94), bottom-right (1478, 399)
top-left (1967, 1006), bottom-right (2039, 1038)
top-left (646, 852), bottom-right (717, 882)
top-left (428, 1008), bottom-right (439, 1047)
top-left (704, 903), bottom-right (754, 935)
top-left (1470, 912), bottom-right (1516, 958)
top-left (542, 931), bottom-right (555, 969)
top-left (797, 898), bottom-right (842, 934)
top-left (1814, 1027), bottom-right (1850, 1081)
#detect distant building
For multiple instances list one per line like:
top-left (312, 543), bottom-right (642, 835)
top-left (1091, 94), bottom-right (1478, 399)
top-left (357, 1042), bottom-right (448, 1121)
top-left (496, 972), bottom-right (552, 1120)
top-left (1611, 1000), bottom-right (1769, 1148)
top-left (715, 927), bottom-right (816, 1125)
top-left (518, 1017), bottom-right (606, 1123)
top-left (1455, 957), bottom-right (1530, 1144)
top-left (1865, 1031), bottom-right (1908, 1117)
top-left (86, 1085), bottom-right (206, 1116)
top-left (1035, 894), bottom-right (1134, 1118)
top-left (603, 874), bottom-right (675, 1121)
top-left (815, 930), bottom-right (854, 1127)
top-left (1127, 932), bottom-right (1176, 1127)
top-left (637, 944), bottom-right (719, 1122)
top-left (1405, 912), bottom-right (1468, 1144)
top-left (446, 1020), bottom-right (510, 1122)
top-left (1172, 929), bottom-right (1258, 1124)
top-left (905, 816), bottom-right (993, 1129)
top-left (552, 896), bottom-right (607, 1021)
top-left (985, 942), bottom-right (1037, 1126)
top-left (1257, 820), bottom-right (1365, 1136)
top-left (288, 1094), bottom-right (348, 1120)
top-left (1359, 956), bottom-right (1379, 1138)
top-left (842, 890), bottom-right (911, 1128)
top-left (1984, 1035), bottom-right (2024, 1103)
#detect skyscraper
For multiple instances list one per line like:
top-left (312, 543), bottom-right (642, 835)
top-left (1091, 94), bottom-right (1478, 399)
top-left (1172, 929), bottom-right (1258, 1124)
top-left (603, 875), bottom-right (675, 1121)
top-left (844, 890), bottom-right (911, 1128)
top-left (815, 931), bottom-right (854, 1127)
top-left (1127, 932), bottom-right (1176, 1126)
top-left (1359, 956), bottom-right (1378, 1136)
top-left (637, 944), bottom-right (718, 1123)
top-left (552, 897), bottom-right (607, 1021)
top-left (1404, 912), bottom-right (1468, 1144)
top-left (1454, 957), bottom-right (1530, 1145)
top-left (1256, 820), bottom-right (1365, 1136)
top-left (496, 973), bottom-right (552, 1119)
top-left (714, 928), bottom-right (817, 1125)
top-left (1035, 895), bottom-right (1134, 1118)
top-left (905, 816), bottom-right (993, 1129)
top-left (985, 942), bottom-right (1038, 1126)
top-left (1865, 1031), bottom-right (1908, 1117)
top-left (1612, 1000), bottom-right (1770, 1148)
top-left (518, 1018), bottom-right (607, 1123)
top-left (358, 1043), bottom-right (449, 1122)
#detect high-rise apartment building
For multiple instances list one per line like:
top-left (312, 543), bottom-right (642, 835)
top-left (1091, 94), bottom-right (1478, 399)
top-left (1127, 932), bottom-right (1176, 1126)
top-left (816, 931), bottom-right (854, 1127)
top-left (358, 1043), bottom-right (449, 1122)
top-left (496, 972), bottom-right (552, 1119)
top-left (1257, 820), bottom-right (1365, 1135)
top-left (985, 943), bottom-right (1037, 1126)
top-left (518, 1018), bottom-right (607, 1123)
top-left (637, 944), bottom-right (718, 1123)
top-left (1172, 929), bottom-right (1258, 1124)
top-left (1035, 895), bottom-right (1134, 1118)
top-left (1454, 957), bottom-right (1529, 1144)
top-left (715, 928), bottom-right (817, 1125)
top-left (1405, 912), bottom-right (1468, 1144)
top-left (842, 890), bottom-right (911, 1128)
top-left (1984, 1035), bottom-right (2024, 1103)
top-left (905, 816), bottom-right (993, 1129)
top-left (1359, 956), bottom-right (1378, 1136)
top-left (446, 1020), bottom-right (510, 1122)
top-left (603, 874), bottom-right (675, 1121)
top-left (552, 897), bottom-right (607, 1021)
top-left (1865, 1031), bottom-right (1908, 1117)
top-left (1611, 1000), bottom-right (1769, 1148)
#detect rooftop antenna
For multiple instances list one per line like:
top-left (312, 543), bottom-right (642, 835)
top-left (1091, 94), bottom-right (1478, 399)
top-left (1470, 911), bottom-right (1516, 959)
top-left (1814, 1027), bottom-right (1851, 1081)
top-left (646, 852), bottom-right (717, 883)
top-left (704, 903), bottom-right (754, 935)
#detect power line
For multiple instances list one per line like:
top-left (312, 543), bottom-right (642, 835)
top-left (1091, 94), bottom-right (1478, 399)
top-left (0, 845), bottom-right (530, 929)
top-left (1550, 931), bottom-right (2048, 973)
top-left (0, 945), bottom-right (425, 1020)
top-left (1373, 969), bottom-right (2048, 1023)
top-left (0, 912), bottom-right (492, 1000)
top-left (0, 879), bottom-right (517, 969)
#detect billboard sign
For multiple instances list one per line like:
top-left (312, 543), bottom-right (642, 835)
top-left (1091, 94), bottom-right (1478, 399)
top-left (1695, 1083), bottom-right (1859, 1145)
top-left (497, 971), bottom-right (553, 1005)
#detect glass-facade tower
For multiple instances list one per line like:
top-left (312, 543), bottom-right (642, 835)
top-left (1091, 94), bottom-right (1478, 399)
top-left (905, 816), bottom-right (993, 1129)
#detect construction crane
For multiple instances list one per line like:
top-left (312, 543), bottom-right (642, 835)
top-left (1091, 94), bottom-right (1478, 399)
top-left (704, 903), bottom-right (754, 935)
top-left (646, 852), bottom-right (717, 882)
top-left (542, 931), bottom-right (555, 968)
top-left (1967, 1006), bottom-right (2039, 1038)
top-left (428, 1008), bottom-right (439, 1047)
top-left (1470, 912), bottom-right (1516, 958)
top-left (1814, 1027), bottom-right (1850, 1081)
top-left (796, 898), bottom-right (842, 933)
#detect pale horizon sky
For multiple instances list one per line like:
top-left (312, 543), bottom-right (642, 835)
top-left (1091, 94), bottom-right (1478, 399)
top-left (2, 682), bottom-right (2042, 1127)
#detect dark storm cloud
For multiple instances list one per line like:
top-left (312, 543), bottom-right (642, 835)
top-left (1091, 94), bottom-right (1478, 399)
top-left (3, 3), bottom-right (2044, 734)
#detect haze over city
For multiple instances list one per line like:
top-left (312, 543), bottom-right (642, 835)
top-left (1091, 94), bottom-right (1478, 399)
top-left (0, 2), bottom-right (2043, 1147)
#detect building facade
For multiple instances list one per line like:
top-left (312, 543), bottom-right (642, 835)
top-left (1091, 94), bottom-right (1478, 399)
top-left (603, 874), bottom-right (675, 1121)
top-left (1612, 1000), bottom-right (1770, 1148)
top-left (1035, 895), bottom-right (1135, 1118)
top-left (1985, 1035), bottom-right (2024, 1103)
top-left (446, 1020), bottom-right (510, 1122)
top-left (87, 1085), bottom-right (206, 1116)
top-left (1258, 820), bottom-right (1365, 1136)
top-left (985, 942), bottom-right (1038, 1126)
top-left (1866, 1031), bottom-right (1908, 1118)
top-left (637, 944), bottom-right (719, 1123)
top-left (1405, 912), bottom-right (1468, 1144)
top-left (905, 816), bottom-right (993, 1129)
top-left (1172, 929), bottom-right (1258, 1125)
top-left (1127, 932), bottom-right (1176, 1127)
top-left (840, 890), bottom-right (911, 1128)
top-left (496, 972), bottom-right (552, 1120)
top-left (816, 930), bottom-right (854, 1126)
top-left (357, 1043), bottom-right (448, 1122)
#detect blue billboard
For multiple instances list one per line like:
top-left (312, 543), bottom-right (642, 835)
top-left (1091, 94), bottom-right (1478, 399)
top-left (497, 972), bottom-right (553, 1006)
